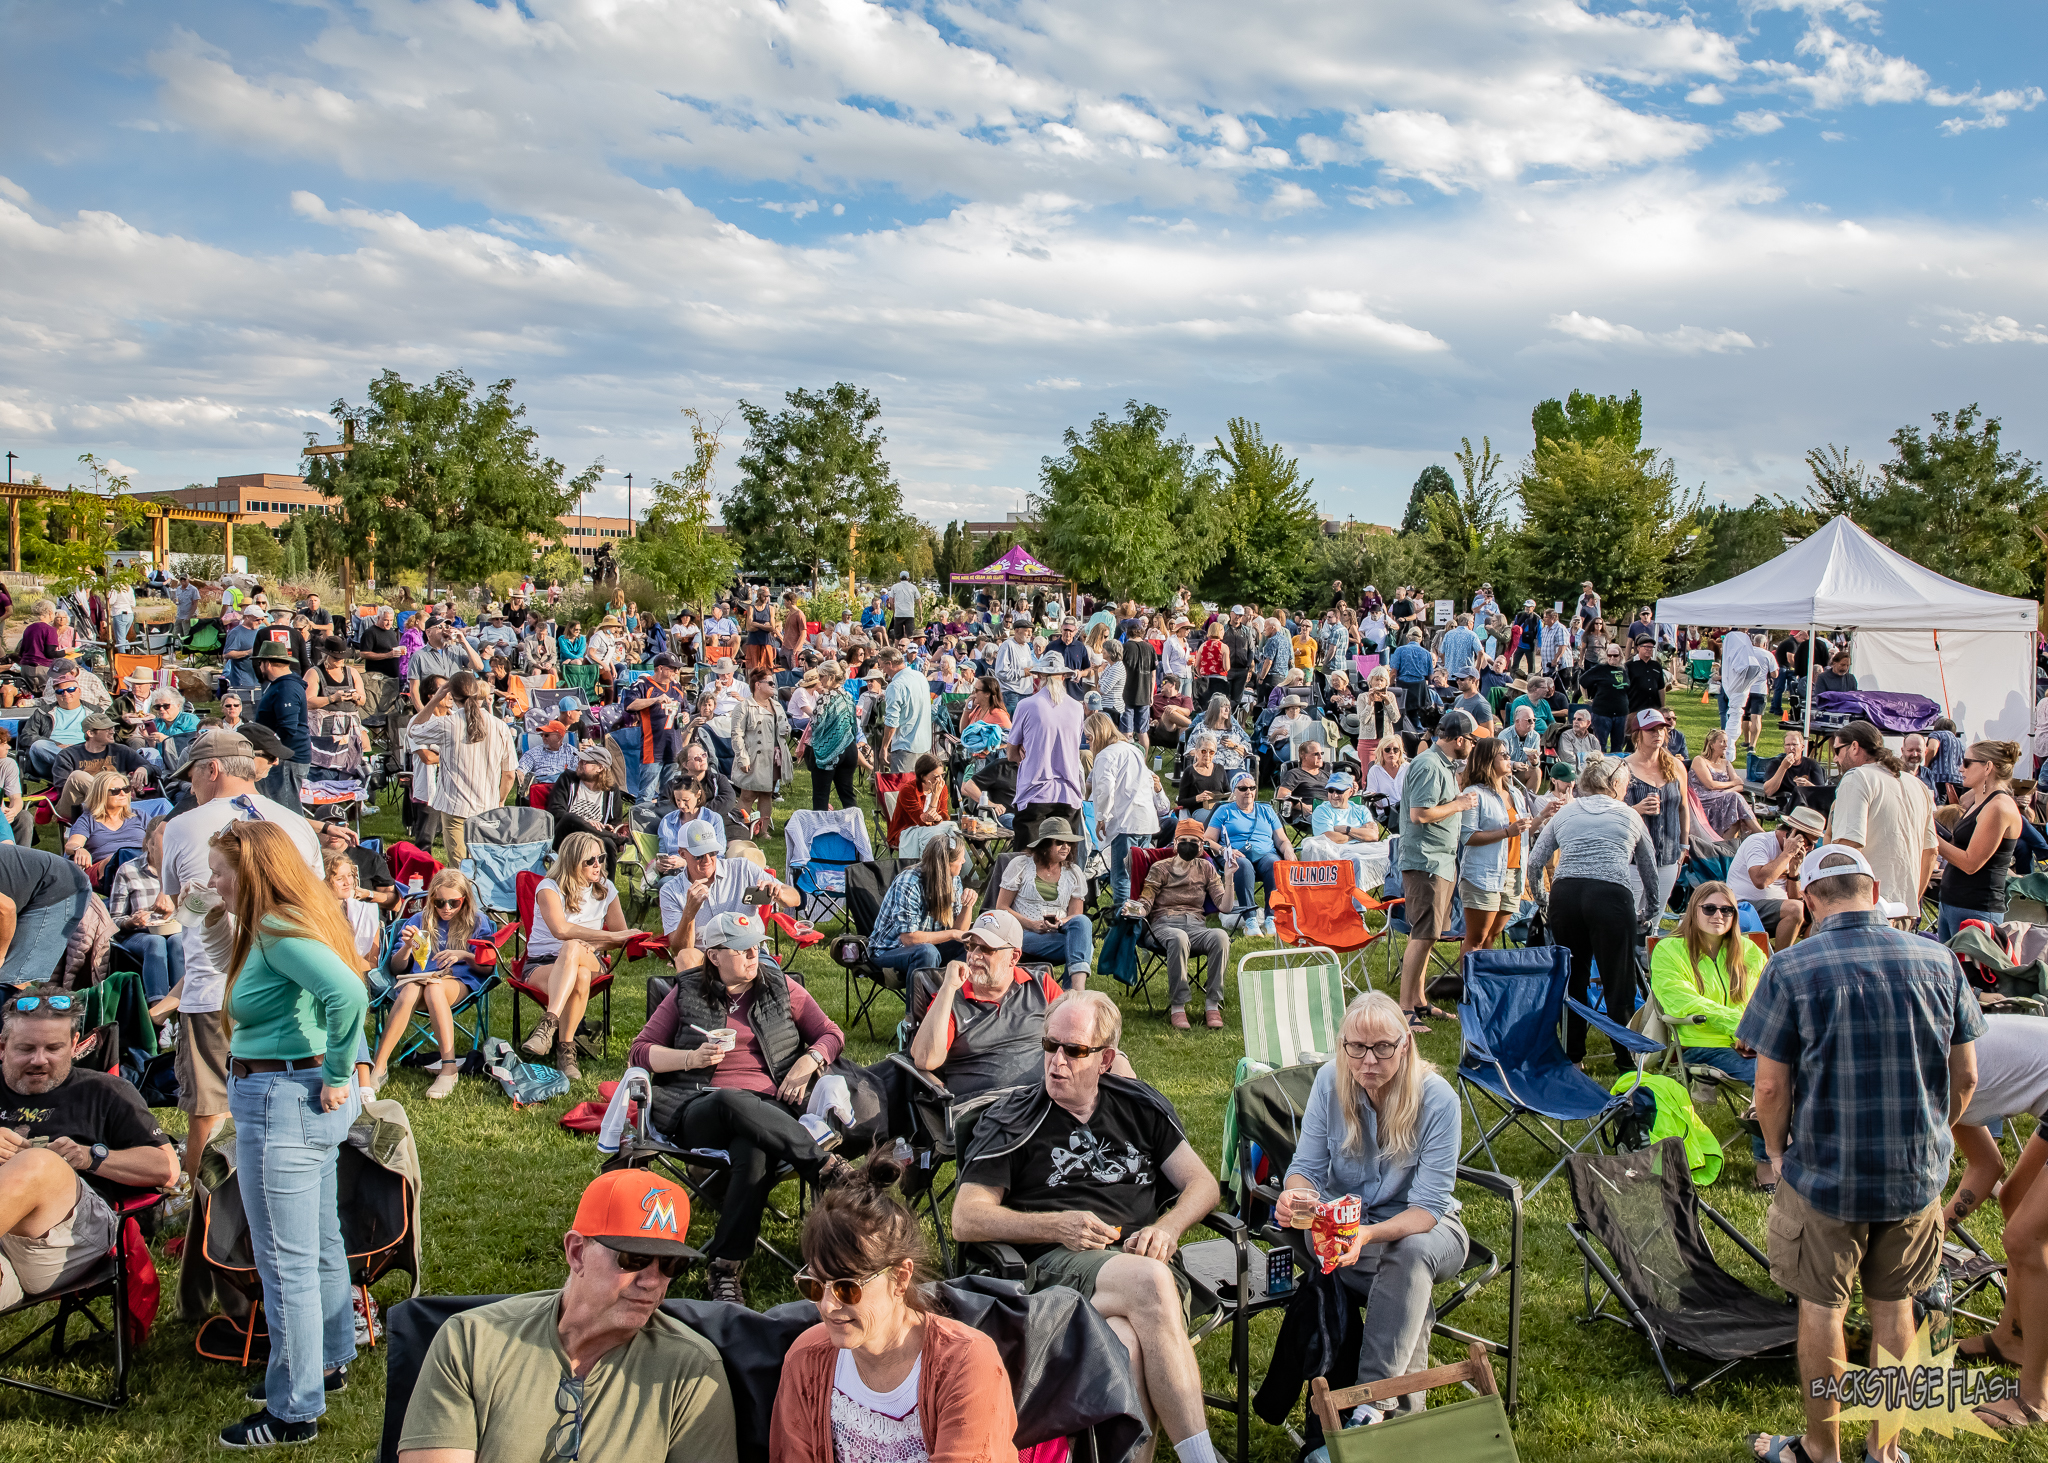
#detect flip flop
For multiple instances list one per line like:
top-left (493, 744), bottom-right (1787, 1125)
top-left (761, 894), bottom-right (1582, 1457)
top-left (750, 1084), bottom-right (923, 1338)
top-left (1974, 1397), bottom-right (2048, 1431)
top-left (1407, 1010), bottom-right (1433, 1035)
top-left (1747, 1434), bottom-right (1816, 1463)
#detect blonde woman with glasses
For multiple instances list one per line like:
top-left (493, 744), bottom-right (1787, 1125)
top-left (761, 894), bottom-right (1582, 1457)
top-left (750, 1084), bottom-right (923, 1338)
top-left (64, 768), bottom-right (144, 876)
top-left (519, 831), bottom-right (632, 1083)
top-left (366, 868), bottom-right (500, 1099)
top-left (1276, 991), bottom-right (1466, 1424)
top-left (1650, 882), bottom-right (1773, 1189)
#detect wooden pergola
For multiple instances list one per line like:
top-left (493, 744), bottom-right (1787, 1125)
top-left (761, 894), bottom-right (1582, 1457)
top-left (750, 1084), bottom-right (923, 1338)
top-left (0, 484), bottom-right (244, 573)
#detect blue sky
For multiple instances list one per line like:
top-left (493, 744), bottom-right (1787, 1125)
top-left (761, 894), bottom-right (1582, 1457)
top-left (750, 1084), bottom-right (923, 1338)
top-left (3, 0), bottom-right (2045, 529)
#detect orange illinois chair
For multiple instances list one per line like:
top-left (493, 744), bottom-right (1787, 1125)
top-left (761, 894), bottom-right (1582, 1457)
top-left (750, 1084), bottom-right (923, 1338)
top-left (1266, 859), bottom-right (1393, 994)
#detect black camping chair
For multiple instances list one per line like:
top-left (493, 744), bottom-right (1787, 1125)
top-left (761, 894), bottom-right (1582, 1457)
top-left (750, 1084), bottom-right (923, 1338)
top-left (1224, 1062), bottom-right (1524, 1459)
top-left (378, 1276), bottom-right (1149, 1463)
top-left (828, 858), bottom-right (905, 1039)
top-left (945, 1092), bottom-right (1254, 1460)
top-left (1564, 1137), bottom-right (1797, 1395)
top-left (0, 1192), bottom-right (160, 1409)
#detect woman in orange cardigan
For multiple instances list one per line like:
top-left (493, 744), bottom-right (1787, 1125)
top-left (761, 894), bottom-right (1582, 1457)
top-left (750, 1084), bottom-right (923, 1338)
top-left (769, 1155), bottom-right (1018, 1463)
top-left (886, 752), bottom-right (950, 851)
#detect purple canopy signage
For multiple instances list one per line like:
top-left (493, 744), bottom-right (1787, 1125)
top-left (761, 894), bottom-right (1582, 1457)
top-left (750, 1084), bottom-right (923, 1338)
top-left (948, 544), bottom-right (1065, 586)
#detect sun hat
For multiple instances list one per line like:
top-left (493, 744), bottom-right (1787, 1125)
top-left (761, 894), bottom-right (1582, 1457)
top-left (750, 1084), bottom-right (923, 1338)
top-left (1032, 653), bottom-right (1070, 677)
top-left (571, 1169), bottom-right (697, 1258)
top-left (252, 640), bottom-right (296, 664)
top-left (1782, 806), bottom-right (1831, 840)
top-left (1026, 816), bottom-right (1082, 847)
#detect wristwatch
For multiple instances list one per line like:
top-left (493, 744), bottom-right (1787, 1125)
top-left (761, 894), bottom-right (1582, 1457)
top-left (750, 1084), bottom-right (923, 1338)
top-left (87, 1143), bottom-right (108, 1173)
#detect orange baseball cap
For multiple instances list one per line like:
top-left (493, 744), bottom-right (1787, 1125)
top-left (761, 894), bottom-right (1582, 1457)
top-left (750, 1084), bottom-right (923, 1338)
top-left (571, 1170), bottom-right (698, 1257)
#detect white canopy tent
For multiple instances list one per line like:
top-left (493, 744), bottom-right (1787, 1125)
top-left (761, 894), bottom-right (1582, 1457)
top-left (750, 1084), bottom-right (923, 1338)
top-left (1656, 516), bottom-right (2039, 760)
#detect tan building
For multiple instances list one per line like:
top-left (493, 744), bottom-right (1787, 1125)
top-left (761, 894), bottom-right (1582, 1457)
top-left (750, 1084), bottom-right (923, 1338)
top-left (174, 474), bottom-right (337, 527)
top-left (558, 514), bottom-right (636, 564)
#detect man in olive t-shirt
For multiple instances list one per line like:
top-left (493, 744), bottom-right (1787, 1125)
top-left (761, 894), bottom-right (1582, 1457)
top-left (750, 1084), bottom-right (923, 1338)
top-left (398, 1170), bottom-right (736, 1463)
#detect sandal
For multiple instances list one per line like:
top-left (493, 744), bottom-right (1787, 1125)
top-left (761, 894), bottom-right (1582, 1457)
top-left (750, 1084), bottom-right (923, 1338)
top-left (1958, 1333), bottom-right (2021, 1367)
top-left (1747, 1434), bottom-right (1816, 1463)
top-left (1407, 1010), bottom-right (1432, 1035)
top-left (1974, 1396), bottom-right (2048, 1430)
top-left (1417, 1002), bottom-right (1456, 1022)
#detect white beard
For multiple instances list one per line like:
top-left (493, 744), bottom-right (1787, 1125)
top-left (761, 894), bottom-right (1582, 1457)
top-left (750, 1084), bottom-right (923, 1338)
top-left (1045, 681), bottom-right (1066, 706)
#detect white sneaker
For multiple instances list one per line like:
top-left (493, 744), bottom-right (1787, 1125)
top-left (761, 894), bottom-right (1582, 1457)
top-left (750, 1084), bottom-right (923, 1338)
top-left (426, 1064), bottom-right (461, 1100)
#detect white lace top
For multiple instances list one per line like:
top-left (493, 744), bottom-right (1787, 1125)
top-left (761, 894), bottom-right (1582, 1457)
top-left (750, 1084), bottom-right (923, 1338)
top-left (829, 1348), bottom-right (927, 1463)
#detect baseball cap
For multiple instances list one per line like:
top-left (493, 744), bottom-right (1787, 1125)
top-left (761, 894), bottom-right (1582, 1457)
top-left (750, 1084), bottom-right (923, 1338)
top-left (82, 711), bottom-right (116, 731)
top-left (1546, 759), bottom-right (1579, 781)
top-left (1628, 708), bottom-right (1673, 733)
top-left (1798, 843), bottom-right (1873, 887)
top-left (652, 654), bottom-right (679, 670)
top-left (240, 723), bottom-right (288, 764)
top-left (680, 820), bottom-right (726, 858)
top-left (1230, 605), bottom-right (1245, 615)
top-left (1326, 771), bottom-right (1356, 792)
top-left (965, 909), bottom-right (1023, 950)
top-left (571, 1169), bottom-right (697, 1258)
top-left (540, 720), bottom-right (568, 736)
top-left (171, 726), bottom-right (255, 778)
top-left (1436, 709), bottom-right (1477, 740)
top-left (699, 910), bottom-right (767, 950)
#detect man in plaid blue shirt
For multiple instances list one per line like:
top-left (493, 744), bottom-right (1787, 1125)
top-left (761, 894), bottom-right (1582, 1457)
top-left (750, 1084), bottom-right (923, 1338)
top-left (1738, 844), bottom-right (1982, 1463)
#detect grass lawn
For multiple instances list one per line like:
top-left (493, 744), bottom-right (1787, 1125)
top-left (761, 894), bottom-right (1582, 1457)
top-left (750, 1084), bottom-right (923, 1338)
top-left (0, 680), bottom-right (2036, 1462)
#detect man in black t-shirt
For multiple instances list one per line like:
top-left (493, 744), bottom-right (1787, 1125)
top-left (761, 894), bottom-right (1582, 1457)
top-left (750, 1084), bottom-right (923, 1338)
top-left (961, 756), bottom-right (1018, 823)
top-left (1120, 636), bottom-right (1158, 748)
top-left (0, 846), bottom-right (91, 990)
top-left (358, 606), bottom-right (405, 716)
top-left (0, 984), bottom-right (177, 1307)
top-left (955, 990), bottom-right (1221, 1461)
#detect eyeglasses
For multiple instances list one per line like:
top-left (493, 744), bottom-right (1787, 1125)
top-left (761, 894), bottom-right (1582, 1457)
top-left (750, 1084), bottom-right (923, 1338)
top-left (795, 1265), bottom-right (892, 1307)
top-left (607, 1248), bottom-right (687, 1277)
top-left (548, 1373), bottom-right (584, 1461)
top-left (1342, 1036), bottom-right (1406, 1062)
top-left (433, 896), bottom-right (466, 910)
top-left (1697, 903), bottom-right (1737, 918)
top-left (12, 995), bottom-right (73, 1014)
top-left (1042, 1037), bottom-right (1110, 1061)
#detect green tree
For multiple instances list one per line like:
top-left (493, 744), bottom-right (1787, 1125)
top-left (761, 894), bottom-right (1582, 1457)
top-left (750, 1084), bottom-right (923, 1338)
top-left (1682, 497), bottom-right (1788, 591)
top-left (1031, 401), bottom-right (1222, 602)
top-left (723, 382), bottom-right (910, 585)
top-left (1841, 406), bottom-right (2043, 597)
top-left (1786, 444), bottom-right (1876, 530)
top-left (1309, 524), bottom-right (1432, 606)
top-left (303, 369), bottom-right (596, 595)
top-left (283, 515), bottom-right (310, 580)
top-left (1398, 465), bottom-right (1454, 536)
top-left (1531, 389), bottom-right (1644, 454)
top-left (1516, 438), bottom-right (1702, 610)
top-left (1202, 418), bottom-right (1323, 605)
top-left (29, 455), bottom-right (151, 597)
top-left (619, 409), bottom-right (742, 613)
top-left (1419, 436), bottom-right (1513, 606)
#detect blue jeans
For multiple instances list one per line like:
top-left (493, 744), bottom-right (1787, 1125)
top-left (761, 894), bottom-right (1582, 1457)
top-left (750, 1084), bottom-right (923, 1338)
top-left (1020, 917), bottom-right (1094, 979)
top-left (1109, 832), bottom-right (1142, 906)
top-left (228, 1069), bottom-right (360, 1423)
top-left (872, 940), bottom-right (966, 980)
top-left (0, 892), bottom-right (90, 987)
top-left (1002, 690), bottom-right (1023, 716)
top-left (1230, 850), bottom-right (1280, 912)
top-left (1938, 904), bottom-right (2003, 942)
top-left (26, 738), bottom-right (68, 781)
top-left (114, 929), bottom-right (183, 1001)
top-left (1678, 1046), bottom-right (1769, 1161)
top-left (110, 612), bottom-right (133, 648)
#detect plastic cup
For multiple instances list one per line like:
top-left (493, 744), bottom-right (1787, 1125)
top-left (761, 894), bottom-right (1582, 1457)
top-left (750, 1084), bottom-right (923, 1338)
top-left (707, 1028), bottom-right (738, 1053)
top-left (1287, 1191), bottom-right (1319, 1229)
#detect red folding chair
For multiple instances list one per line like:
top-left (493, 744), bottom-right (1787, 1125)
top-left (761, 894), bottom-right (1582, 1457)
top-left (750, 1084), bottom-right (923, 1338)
top-left (384, 840), bottom-right (441, 895)
top-left (499, 870), bottom-right (618, 1057)
top-left (0, 1192), bottom-right (160, 1409)
top-left (764, 906), bottom-right (825, 967)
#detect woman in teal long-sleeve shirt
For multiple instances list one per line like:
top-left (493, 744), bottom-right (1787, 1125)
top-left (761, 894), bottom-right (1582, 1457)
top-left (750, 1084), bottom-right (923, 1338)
top-left (210, 820), bottom-right (369, 1451)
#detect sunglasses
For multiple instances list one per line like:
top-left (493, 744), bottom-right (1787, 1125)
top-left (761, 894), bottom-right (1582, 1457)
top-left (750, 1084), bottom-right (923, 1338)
top-left (1962, 757), bottom-right (1985, 767)
top-left (795, 1264), bottom-right (894, 1307)
top-left (1698, 903), bottom-right (1737, 918)
top-left (607, 1248), bottom-right (687, 1277)
top-left (1341, 1036), bottom-right (1406, 1061)
top-left (12, 995), bottom-right (73, 1013)
top-left (433, 896), bottom-right (466, 910)
top-left (582, 856), bottom-right (605, 868)
top-left (1042, 1037), bottom-right (1109, 1060)
top-left (54, 686), bottom-right (79, 695)
top-left (106, 784), bottom-right (130, 794)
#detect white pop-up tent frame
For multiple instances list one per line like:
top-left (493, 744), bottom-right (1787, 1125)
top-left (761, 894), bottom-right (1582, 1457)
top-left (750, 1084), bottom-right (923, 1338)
top-left (1655, 516), bottom-right (2040, 761)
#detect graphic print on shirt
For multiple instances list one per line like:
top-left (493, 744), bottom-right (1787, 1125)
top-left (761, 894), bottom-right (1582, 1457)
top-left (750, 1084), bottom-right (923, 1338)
top-left (1046, 1127), bottom-right (1153, 1189)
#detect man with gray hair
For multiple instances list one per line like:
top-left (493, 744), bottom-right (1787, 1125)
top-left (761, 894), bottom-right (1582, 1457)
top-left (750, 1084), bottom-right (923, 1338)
top-left (879, 646), bottom-right (932, 774)
top-left (1439, 612), bottom-right (1483, 683)
top-left (1395, 708), bottom-right (1479, 1030)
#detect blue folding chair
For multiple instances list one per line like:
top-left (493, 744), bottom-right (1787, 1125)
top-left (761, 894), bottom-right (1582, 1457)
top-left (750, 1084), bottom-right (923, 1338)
top-left (456, 805), bottom-right (556, 923)
top-left (368, 914), bottom-right (499, 1068)
top-left (1456, 946), bottom-right (1663, 1197)
top-left (791, 830), bottom-right (863, 929)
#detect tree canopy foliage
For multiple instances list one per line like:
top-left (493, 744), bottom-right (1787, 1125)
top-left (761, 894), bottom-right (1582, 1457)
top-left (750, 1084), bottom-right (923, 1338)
top-left (1398, 464), bottom-right (1454, 536)
top-left (1202, 418), bottom-right (1324, 606)
top-left (303, 370), bottom-right (595, 592)
top-left (1531, 389), bottom-right (1644, 454)
top-left (618, 409), bottom-right (742, 611)
top-left (1417, 436), bottom-right (1512, 606)
top-left (1517, 436), bottom-right (1701, 611)
top-left (1032, 401), bottom-right (1222, 602)
top-left (723, 382), bottom-right (910, 585)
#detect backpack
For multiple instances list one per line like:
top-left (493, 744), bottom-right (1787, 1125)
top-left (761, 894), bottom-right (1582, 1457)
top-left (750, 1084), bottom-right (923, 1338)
top-left (478, 1037), bottom-right (570, 1107)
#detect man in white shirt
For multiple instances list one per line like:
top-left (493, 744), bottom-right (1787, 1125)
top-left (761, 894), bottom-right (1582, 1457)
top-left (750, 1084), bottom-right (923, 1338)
top-left (1727, 805), bottom-right (1826, 950)
top-left (888, 571), bottom-right (919, 644)
top-left (405, 677), bottom-right (518, 863)
top-left (156, 728), bottom-right (323, 1187)
top-left (1828, 719), bottom-right (1938, 921)
top-left (1160, 619), bottom-right (1192, 697)
top-left (657, 821), bottom-right (801, 971)
top-left (881, 648), bottom-right (933, 773)
top-left (707, 661), bottom-right (741, 719)
top-left (993, 615), bottom-right (1039, 716)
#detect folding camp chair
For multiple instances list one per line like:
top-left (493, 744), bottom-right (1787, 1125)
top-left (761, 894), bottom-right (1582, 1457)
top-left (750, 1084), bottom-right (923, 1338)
top-left (1215, 1061), bottom-right (1524, 1451)
top-left (560, 663), bottom-right (599, 698)
top-left (832, 860), bottom-right (903, 1038)
top-left (1267, 859), bottom-right (1395, 993)
top-left (1310, 1345), bottom-right (1518, 1463)
top-left (874, 770), bottom-right (915, 850)
top-left (789, 828), bottom-right (864, 930)
top-left (1110, 843), bottom-right (1231, 1011)
top-left (1457, 946), bottom-right (1664, 1196)
top-left (1236, 947), bottom-right (1347, 1072)
top-left (1633, 933), bottom-right (1772, 1126)
top-left (0, 1193), bottom-right (160, 1409)
top-left (502, 870), bottom-right (617, 1057)
top-left (623, 802), bottom-right (669, 925)
top-left (368, 915), bottom-right (501, 1069)
top-left (384, 840), bottom-right (441, 896)
top-left (457, 804), bottom-right (555, 922)
top-left (1565, 1137), bottom-right (1798, 1394)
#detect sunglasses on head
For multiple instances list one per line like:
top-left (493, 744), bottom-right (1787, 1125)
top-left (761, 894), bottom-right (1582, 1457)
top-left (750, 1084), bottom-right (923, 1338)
top-left (12, 994), bottom-right (73, 1014)
top-left (1042, 1037), bottom-right (1109, 1060)
top-left (1698, 902), bottom-right (1737, 918)
top-left (796, 1264), bottom-right (893, 1307)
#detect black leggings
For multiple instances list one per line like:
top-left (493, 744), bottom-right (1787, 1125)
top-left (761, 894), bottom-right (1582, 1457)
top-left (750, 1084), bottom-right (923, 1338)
top-left (670, 1088), bottom-right (827, 1261)
top-left (807, 750), bottom-right (858, 811)
top-left (1548, 877), bottom-right (1641, 1063)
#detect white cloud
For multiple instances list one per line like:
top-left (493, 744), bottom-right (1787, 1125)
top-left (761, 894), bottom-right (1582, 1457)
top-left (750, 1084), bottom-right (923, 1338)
top-left (1346, 186), bottom-right (1412, 209)
top-left (1733, 110), bottom-right (1785, 134)
top-left (1935, 312), bottom-right (2048, 346)
top-left (1929, 86), bottom-right (2047, 134)
top-left (1687, 84), bottom-right (1726, 105)
top-left (1549, 312), bottom-right (1758, 354)
top-left (1264, 182), bottom-right (1322, 217)
top-left (760, 200), bottom-right (822, 218)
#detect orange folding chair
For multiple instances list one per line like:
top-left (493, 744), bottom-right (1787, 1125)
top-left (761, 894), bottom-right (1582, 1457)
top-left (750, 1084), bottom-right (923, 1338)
top-left (1266, 859), bottom-right (1395, 994)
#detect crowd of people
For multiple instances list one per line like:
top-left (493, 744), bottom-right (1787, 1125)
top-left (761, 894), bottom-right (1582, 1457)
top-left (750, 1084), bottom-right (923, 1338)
top-left (0, 563), bottom-right (2044, 1459)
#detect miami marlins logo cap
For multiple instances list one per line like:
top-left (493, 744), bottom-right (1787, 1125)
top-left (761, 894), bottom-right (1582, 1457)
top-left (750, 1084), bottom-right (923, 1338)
top-left (571, 1170), bottom-right (699, 1259)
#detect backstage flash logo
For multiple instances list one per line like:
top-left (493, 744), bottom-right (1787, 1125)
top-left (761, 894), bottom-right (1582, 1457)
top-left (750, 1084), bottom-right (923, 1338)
top-left (1046, 1129), bottom-right (1152, 1190)
top-left (1816, 1319), bottom-right (2019, 1444)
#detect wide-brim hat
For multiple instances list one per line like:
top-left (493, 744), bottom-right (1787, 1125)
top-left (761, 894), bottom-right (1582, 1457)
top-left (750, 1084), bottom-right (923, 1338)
top-left (598, 616), bottom-right (623, 630)
top-left (1026, 817), bottom-right (1082, 847)
top-left (253, 640), bottom-right (296, 663)
top-left (1032, 654), bottom-right (1070, 677)
top-left (1783, 806), bottom-right (1830, 839)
